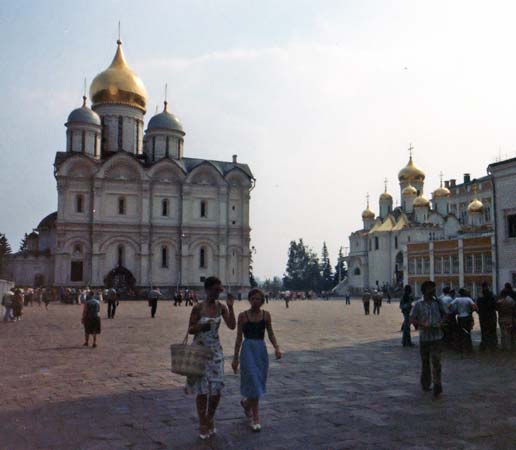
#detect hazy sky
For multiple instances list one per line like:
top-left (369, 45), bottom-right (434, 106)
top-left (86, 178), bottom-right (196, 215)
top-left (1, 0), bottom-right (516, 279)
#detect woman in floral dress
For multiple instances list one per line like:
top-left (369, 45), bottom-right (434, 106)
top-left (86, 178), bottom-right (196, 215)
top-left (186, 276), bottom-right (236, 439)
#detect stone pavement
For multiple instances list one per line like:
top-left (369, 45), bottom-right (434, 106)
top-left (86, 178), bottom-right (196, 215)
top-left (1, 299), bottom-right (516, 450)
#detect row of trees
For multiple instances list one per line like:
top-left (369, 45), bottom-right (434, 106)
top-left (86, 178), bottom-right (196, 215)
top-left (280, 239), bottom-right (347, 292)
top-left (0, 233), bottom-right (13, 276)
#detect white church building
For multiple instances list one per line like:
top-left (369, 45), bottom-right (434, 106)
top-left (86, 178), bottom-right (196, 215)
top-left (8, 39), bottom-right (255, 292)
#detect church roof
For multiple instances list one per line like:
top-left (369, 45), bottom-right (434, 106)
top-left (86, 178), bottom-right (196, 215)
top-left (37, 211), bottom-right (57, 230)
top-left (392, 215), bottom-right (409, 231)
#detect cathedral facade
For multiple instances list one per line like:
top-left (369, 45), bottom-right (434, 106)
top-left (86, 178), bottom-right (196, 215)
top-left (347, 152), bottom-right (494, 295)
top-left (8, 40), bottom-right (254, 292)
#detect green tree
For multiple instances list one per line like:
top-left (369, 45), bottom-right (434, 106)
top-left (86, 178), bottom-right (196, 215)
top-left (320, 242), bottom-right (334, 291)
top-left (334, 246), bottom-right (347, 285)
top-left (0, 233), bottom-right (12, 275)
top-left (19, 233), bottom-right (29, 252)
top-left (283, 239), bottom-right (322, 292)
top-left (260, 276), bottom-right (283, 293)
top-left (249, 249), bottom-right (258, 288)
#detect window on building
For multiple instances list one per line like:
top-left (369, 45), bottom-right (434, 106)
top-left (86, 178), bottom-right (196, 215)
top-left (200, 200), bottom-right (207, 218)
top-left (200, 247), bottom-right (206, 268)
top-left (136, 121), bottom-right (140, 153)
top-left (368, 239), bottom-right (372, 251)
top-left (162, 199), bottom-right (169, 217)
top-left (70, 261), bottom-right (83, 282)
top-left (443, 256), bottom-right (451, 274)
top-left (423, 258), bottom-right (430, 274)
top-left (68, 130), bottom-right (72, 152)
top-left (232, 205), bottom-right (236, 211)
top-left (73, 244), bottom-right (82, 254)
top-left (81, 131), bottom-right (86, 153)
top-left (465, 254), bottom-right (473, 274)
top-left (161, 246), bottom-right (168, 268)
top-left (474, 254), bottom-right (483, 274)
top-left (374, 236), bottom-right (379, 250)
top-left (409, 258), bottom-right (415, 275)
top-left (101, 118), bottom-right (107, 154)
top-left (416, 258), bottom-right (423, 274)
top-left (117, 245), bottom-right (124, 267)
top-left (76, 195), bottom-right (84, 213)
top-left (394, 236), bottom-right (398, 249)
top-left (118, 197), bottom-right (126, 215)
top-left (177, 140), bottom-right (181, 154)
top-left (508, 214), bottom-right (516, 238)
top-left (165, 136), bottom-right (170, 157)
top-left (484, 254), bottom-right (493, 273)
top-left (152, 136), bottom-right (156, 161)
top-left (484, 200), bottom-right (491, 223)
top-left (354, 267), bottom-right (361, 276)
top-left (94, 133), bottom-right (99, 157)
top-left (451, 255), bottom-right (459, 274)
top-left (435, 256), bottom-right (442, 274)
top-left (118, 116), bottom-right (123, 150)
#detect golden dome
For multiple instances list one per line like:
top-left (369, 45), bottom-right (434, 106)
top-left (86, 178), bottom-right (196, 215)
top-left (402, 184), bottom-right (417, 196)
top-left (468, 198), bottom-right (484, 214)
top-left (398, 156), bottom-right (425, 182)
top-left (414, 195), bottom-right (430, 207)
top-left (90, 40), bottom-right (147, 112)
top-left (433, 185), bottom-right (450, 198)
top-left (380, 190), bottom-right (392, 201)
top-left (362, 208), bottom-right (375, 220)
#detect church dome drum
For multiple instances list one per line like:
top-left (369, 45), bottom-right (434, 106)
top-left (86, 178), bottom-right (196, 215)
top-left (90, 40), bottom-right (147, 112)
top-left (66, 97), bottom-right (101, 126)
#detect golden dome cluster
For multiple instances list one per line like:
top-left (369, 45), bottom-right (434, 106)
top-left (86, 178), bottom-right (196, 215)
top-left (402, 184), bottom-right (417, 196)
top-left (413, 195), bottom-right (430, 207)
top-left (90, 41), bottom-right (147, 112)
top-left (468, 198), bottom-right (484, 213)
top-left (398, 156), bottom-right (425, 183)
top-left (433, 185), bottom-right (450, 198)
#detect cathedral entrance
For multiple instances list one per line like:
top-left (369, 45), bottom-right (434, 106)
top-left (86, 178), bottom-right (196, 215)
top-left (104, 266), bottom-right (136, 293)
top-left (395, 251), bottom-right (404, 287)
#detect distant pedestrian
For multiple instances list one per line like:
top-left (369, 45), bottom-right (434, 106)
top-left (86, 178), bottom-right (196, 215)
top-left (400, 285), bottom-right (414, 347)
top-left (410, 280), bottom-right (446, 398)
top-left (148, 287), bottom-right (162, 318)
top-left (106, 287), bottom-right (118, 319)
top-left (12, 288), bottom-right (24, 321)
top-left (43, 288), bottom-right (52, 309)
top-left (285, 294), bottom-right (290, 309)
top-left (497, 284), bottom-right (516, 352)
top-left (82, 291), bottom-right (101, 348)
top-left (476, 282), bottom-right (498, 352)
top-left (232, 288), bottom-right (281, 432)
top-left (372, 290), bottom-right (382, 315)
top-left (450, 289), bottom-right (477, 353)
top-left (362, 290), bottom-right (371, 315)
top-left (345, 289), bottom-right (351, 305)
top-left (2, 289), bottom-right (14, 322)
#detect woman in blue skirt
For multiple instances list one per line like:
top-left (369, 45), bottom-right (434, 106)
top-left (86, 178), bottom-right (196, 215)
top-left (232, 288), bottom-right (281, 431)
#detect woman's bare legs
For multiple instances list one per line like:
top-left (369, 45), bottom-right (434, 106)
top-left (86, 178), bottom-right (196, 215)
top-left (196, 395), bottom-right (208, 435)
top-left (206, 394), bottom-right (221, 432)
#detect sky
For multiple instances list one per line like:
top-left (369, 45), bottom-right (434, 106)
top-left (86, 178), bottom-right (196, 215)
top-left (2, 0), bottom-right (516, 280)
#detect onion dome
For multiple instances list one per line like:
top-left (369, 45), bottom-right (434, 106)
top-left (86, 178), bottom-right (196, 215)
top-left (413, 194), bottom-right (430, 207)
top-left (147, 101), bottom-right (184, 134)
top-left (90, 40), bottom-right (147, 112)
top-left (402, 184), bottom-right (417, 196)
top-left (433, 185), bottom-right (450, 198)
top-left (468, 198), bottom-right (484, 214)
top-left (398, 156), bottom-right (425, 183)
top-left (362, 207), bottom-right (375, 220)
top-left (66, 96), bottom-right (101, 126)
top-left (380, 190), bottom-right (392, 201)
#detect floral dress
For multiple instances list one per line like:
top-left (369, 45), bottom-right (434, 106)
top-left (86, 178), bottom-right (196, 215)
top-left (186, 303), bottom-right (225, 395)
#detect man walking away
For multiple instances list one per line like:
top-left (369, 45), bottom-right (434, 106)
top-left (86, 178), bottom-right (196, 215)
top-left (410, 281), bottom-right (446, 399)
top-left (373, 290), bottom-right (383, 315)
top-left (362, 290), bottom-right (371, 315)
top-left (451, 289), bottom-right (477, 354)
top-left (400, 285), bottom-right (414, 347)
top-left (148, 287), bottom-right (162, 318)
top-left (106, 287), bottom-right (118, 319)
top-left (476, 282), bottom-right (498, 352)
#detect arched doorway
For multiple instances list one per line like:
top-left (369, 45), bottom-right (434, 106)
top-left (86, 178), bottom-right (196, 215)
top-left (395, 251), bottom-right (404, 287)
top-left (104, 266), bottom-right (136, 293)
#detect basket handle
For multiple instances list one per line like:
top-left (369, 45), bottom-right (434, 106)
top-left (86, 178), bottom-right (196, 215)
top-left (182, 329), bottom-right (189, 345)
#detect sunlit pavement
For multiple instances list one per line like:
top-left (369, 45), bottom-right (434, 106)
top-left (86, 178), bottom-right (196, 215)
top-left (1, 299), bottom-right (515, 450)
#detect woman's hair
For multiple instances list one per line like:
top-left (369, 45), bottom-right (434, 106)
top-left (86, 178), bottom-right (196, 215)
top-left (248, 288), bottom-right (265, 304)
top-left (404, 285), bottom-right (412, 294)
top-left (204, 276), bottom-right (222, 290)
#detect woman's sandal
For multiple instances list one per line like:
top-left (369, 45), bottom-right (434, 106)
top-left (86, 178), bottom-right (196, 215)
top-left (251, 422), bottom-right (261, 432)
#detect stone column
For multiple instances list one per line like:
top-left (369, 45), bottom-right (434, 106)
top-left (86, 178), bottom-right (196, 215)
top-left (458, 238), bottom-right (465, 287)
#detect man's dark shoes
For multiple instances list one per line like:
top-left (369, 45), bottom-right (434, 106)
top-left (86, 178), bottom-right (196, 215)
top-left (433, 384), bottom-right (442, 398)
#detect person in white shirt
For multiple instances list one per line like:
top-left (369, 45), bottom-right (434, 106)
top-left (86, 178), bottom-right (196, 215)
top-left (450, 288), bottom-right (478, 353)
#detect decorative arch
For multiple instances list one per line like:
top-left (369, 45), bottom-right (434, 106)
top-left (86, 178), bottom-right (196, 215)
top-left (185, 162), bottom-right (225, 186)
top-left (96, 153), bottom-right (147, 182)
top-left (63, 237), bottom-right (90, 255)
top-left (225, 168), bottom-right (253, 188)
top-left (99, 236), bottom-right (140, 254)
top-left (148, 159), bottom-right (186, 182)
top-left (57, 155), bottom-right (97, 178)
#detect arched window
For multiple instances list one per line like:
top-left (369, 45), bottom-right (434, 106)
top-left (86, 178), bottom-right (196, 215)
top-left (162, 199), bottom-right (169, 217)
top-left (152, 136), bottom-right (156, 161)
top-left (161, 246), bottom-right (168, 268)
top-left (118, 116), bottom-right (123, 150)
top-left (200, 200), bottom-right (207, 218)
top-left (374, 236), bottom-right (379, 250)
top-left (73, 244), bottom-right (82, 255)
top-left (354, 267), bottom-right (361, 276)
top-left (118, 197), bottom-right (126, 215)
top-left (165, 136), bottom-right (170, 157)
top-left (117, 245), bottom-right (124, 267)
top-left (76, 195), bottom-right (84, 213)
top-left (94, 133), bottom-right (99, 157)
top-left (81, 131), bottom-right (86, 153)
top-left (135, 121), bottom-right (140, 153)
top-left (200, 247), bottom-right (206, 268)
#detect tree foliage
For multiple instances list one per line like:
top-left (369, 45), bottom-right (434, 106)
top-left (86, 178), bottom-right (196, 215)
top-left (260, 276), bottom-right (283, 293)
top-left (19, 233), bottom-right (29, 252)
top-left (283, 239), bottom-right (322, 292)
top-left (333, 246), bottom-right (347, 285)
top-left (0, 233), bottom-right (12, 276)
top-left (320, 242), bottom-right (334, 291)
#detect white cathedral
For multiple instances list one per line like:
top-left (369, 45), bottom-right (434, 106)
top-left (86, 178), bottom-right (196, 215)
top-left (8, 40), bottom-right (254, 292)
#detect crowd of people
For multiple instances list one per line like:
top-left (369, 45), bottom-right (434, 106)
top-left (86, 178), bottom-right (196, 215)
top-left (1, 286), bottom-right (55, 321)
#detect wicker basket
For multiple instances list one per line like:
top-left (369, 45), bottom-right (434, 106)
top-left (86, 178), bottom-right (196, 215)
top-left (170, 333), bottom-right (213, 377)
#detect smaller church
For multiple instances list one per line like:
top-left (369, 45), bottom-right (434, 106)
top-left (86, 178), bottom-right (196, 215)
top-left (8, 39), bottom-right (255, 293)
top-left (346, 149), bottom-right (494, 295)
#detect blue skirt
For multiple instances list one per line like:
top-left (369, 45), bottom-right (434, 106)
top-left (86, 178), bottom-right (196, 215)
top-left (240, 339), bottom-right (269, 399)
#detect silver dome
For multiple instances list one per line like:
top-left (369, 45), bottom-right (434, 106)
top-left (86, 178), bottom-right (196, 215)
top-left (67, 98), bottom-right (101, 126)
top-left (147, 102), bottom-right (184, 133)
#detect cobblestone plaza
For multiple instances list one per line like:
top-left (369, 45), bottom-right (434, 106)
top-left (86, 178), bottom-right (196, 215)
top-left (1, 300), bottom-right (515, 450)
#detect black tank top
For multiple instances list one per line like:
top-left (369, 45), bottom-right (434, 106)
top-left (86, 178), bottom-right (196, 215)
top-left (243, 311), bottom-right (266, 340)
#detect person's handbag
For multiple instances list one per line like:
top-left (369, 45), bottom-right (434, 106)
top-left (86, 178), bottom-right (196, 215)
top-left (170, 331), bottom-right (213, 377)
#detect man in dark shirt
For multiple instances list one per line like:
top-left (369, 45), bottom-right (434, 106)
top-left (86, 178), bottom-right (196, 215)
top-left (476, 282), bottom-right (498, 352)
